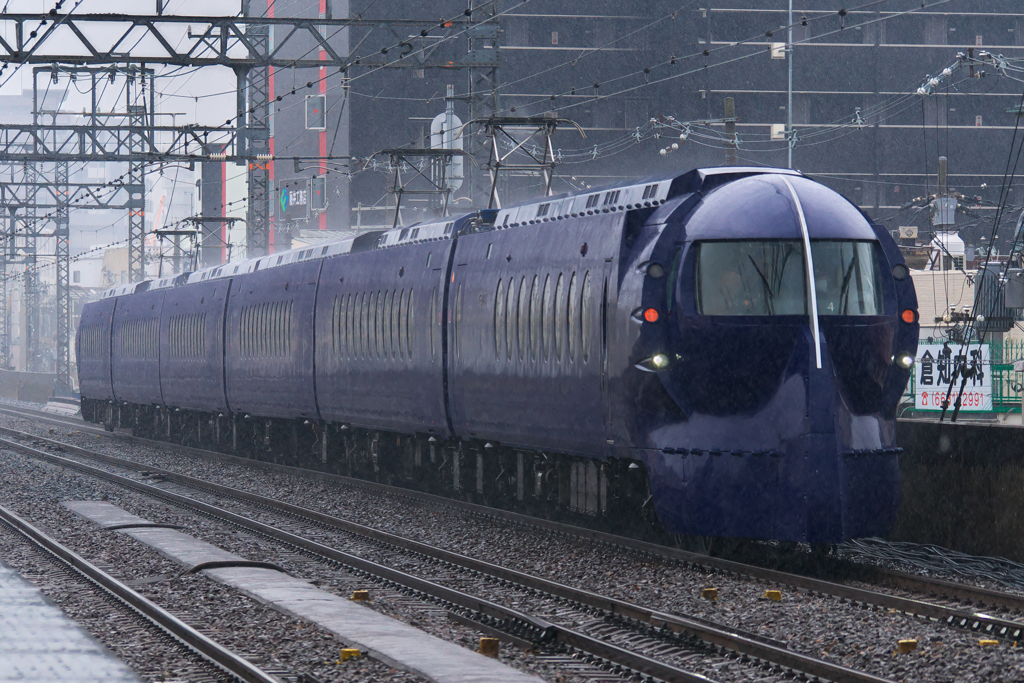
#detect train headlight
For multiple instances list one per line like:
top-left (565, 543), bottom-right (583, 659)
top-left (635, 353), bottom-right (671, 372)
top-left (894, 353), bottom-right (915, 369)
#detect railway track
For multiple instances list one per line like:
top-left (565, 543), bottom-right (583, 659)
top-left (9, 403), bottom-right (1024, 626)
top-left (0, 502), bottom-right (284, 683)
top-left (0, 421), bottom-right (902, 683)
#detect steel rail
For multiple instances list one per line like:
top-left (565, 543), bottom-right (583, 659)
top-left (0, 432), bottom-right (897, 683)
top-left (7, 407), bottom-right (1024, 635)
top-left (0, 436), bottom-right (732, 683)
top-left (0, 503), bottom-right (282, 683)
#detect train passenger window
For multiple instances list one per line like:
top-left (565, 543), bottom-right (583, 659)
top-left (518, 277), bottom-right (529, 361)
top-left (287, 301), bottom-right (293, 354)
top-left (390, 289), bottom-right (398, 359)
top-left (567, 273), bottom-right (578, 362)
top-left (381, 290), bottom-right (390, 359)
top-left (554, 273), bottom-right (565, 361)
top-left (426, 253), bottom-right (432, 267)
top-left (505, 276), bottom-right (516, 361)
top-left (430, 287), bottom-right (437, 362)
top-left (530, 275), bottom-right (541, 360)
top-left (378, 290), bottom-right (387, 359)
top-left (406, 289), bottom-right (414, 359)
top-left (486, 244), bottom-right (493, 259)
top-left (542, 275), bottom-right (553, 360)
top-left (581, 271), bottom-right (592, 363)
top-left (370, 291), bottom-right (378, 359)
top-left (345, 294), bottom-right (353, 359)
top-left (398, 289), bottom-right (407, 359)
top-left (455, 284), bottom-right (463, 361)
top-left (494, 279), bottom-right (505, 360)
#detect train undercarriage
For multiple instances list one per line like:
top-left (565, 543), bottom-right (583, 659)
top-left (80, 398), bottom-right (659, 536)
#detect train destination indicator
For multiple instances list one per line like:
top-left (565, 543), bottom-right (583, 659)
top-left (913, 343), bottom-right (991, 412)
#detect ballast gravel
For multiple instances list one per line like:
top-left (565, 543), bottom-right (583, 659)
top-left (3, 411), bottom-right (1024, 682)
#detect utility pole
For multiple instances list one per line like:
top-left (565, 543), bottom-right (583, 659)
top-left (724, 97), bottom-right (738, 165)
top-left (787, 0), bottom-right (794, 169)
top-left (466, 0), bottom-right (500, 205)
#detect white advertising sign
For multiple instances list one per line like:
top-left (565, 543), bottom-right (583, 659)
top-left (914, 343), bottom-right (991, 412)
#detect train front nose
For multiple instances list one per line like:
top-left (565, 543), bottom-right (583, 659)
top-left (638, 173), bottom-right (909, 543)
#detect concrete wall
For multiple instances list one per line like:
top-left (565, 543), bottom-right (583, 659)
top-left (0, 369), bottom-right (59, 404)
top-left (894, 419), bottom-right (1024, 561)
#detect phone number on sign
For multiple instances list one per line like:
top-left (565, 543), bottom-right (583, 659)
top-left (918, 390), bottom-right (987, 409)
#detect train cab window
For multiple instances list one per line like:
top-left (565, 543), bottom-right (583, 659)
top-left (812, 241), bottom-right (883, 315)
top-left (581, 271), bottom-right (592, 363)
top-left (695, 240), bottom-right (883, 316)
top-left (494, 279), bottom-right (505, 360)
top-left (567, 272), bottom-right (579, 361)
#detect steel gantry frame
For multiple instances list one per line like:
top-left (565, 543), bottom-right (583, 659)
top-left (0, 5), bottom-right (505, 388)
top-left (0, 10), bottom-right (491, 263)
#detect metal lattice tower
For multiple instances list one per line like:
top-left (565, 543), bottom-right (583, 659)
top-left (55, 160), bottom-right (70, 390)
top-left (0, 218), bottom-right (9, 371)
top-left (244, 20), bottom-right (271, 258)
top-left (127, 100), bottom-right (148, 283)
top-left (21, 159), bottom-right (38, 372)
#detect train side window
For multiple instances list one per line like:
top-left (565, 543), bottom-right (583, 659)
top-left (369, 291), bottom-right (377, 359)
top-left (381, 290), bottom-right (390, 359)
top-left (505, 276), bottom-right (516, 361)
top-left (530, 275), bottom-right (541, 360)
top-left (254, 304), bottom-right (262, 358)
top-left (567, 272), bottom-right (579, 362)
top-left (398, 289), bottom-right (407, 359)
top-left (393, 289), bottom-right (401, 359)
top-left (426, 253), bottom-right (432, 267)
top-left (430, 286), bottom-right (437, 362)
top-left (286, 301), bottom-right (293, 354)
top-left (335, 294), bottom-right (344, 356)
top-left (455, 284), bottom-right (463, 361)
top-left (554, 273), bottom-right (565, 361)
top-left (271, 302), bottom-right (278, 356)
top-left (345, 293), bottom-right (353, 359)
top-left (386, 289), bottom-right (394, 359)
top-left (581, 271), bottom-right (592, 363)
top-left (542, 275), bottom-right (553, 360)
top-left (518, 277), bottom-right (529, 361)
top-left (406, 289), bottom-right (414, 359)
top-left (342, 295), bottom-right (350, 359)
top-left (379, 290), bottom-right (388, 359)
top-left (494, 279), bottom-right (505, 360)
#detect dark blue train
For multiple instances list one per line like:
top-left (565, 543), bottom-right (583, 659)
top-left (77, 167), bottom-right (919, 544)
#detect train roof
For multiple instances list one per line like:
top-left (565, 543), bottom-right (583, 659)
top-left (96, 167), bottom-right (804, 299)
top-left (493, 167), bottom-right (802, 230)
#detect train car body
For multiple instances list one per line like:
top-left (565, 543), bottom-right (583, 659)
top-left (77, 166), bottom-right (918, 544)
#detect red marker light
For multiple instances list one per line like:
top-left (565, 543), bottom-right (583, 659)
top-left (901, 309), bottom-right (918, 324)
top-left (643, 308), bottom-right (659, 323)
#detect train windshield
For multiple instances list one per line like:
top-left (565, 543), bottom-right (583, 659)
top-left (695, 240), bottom-right (883, 316)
